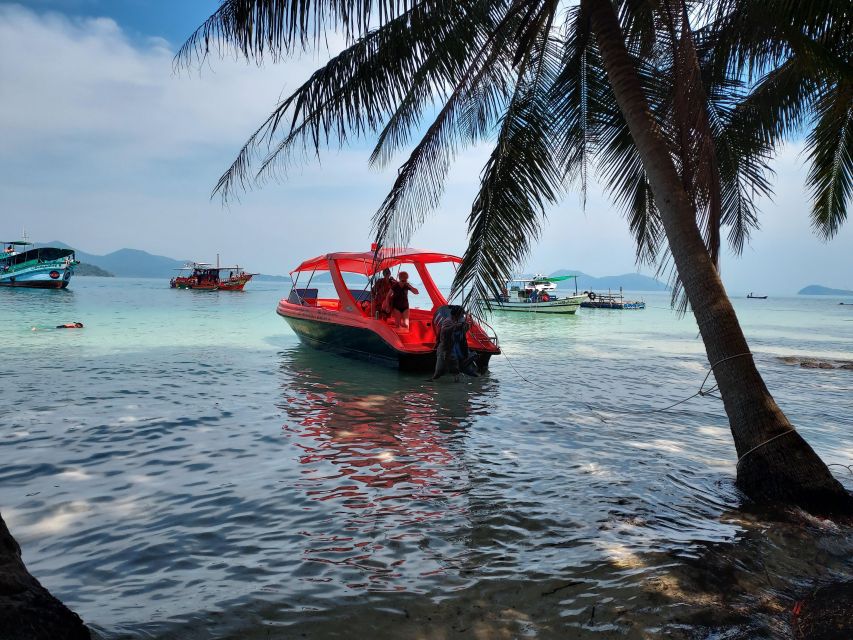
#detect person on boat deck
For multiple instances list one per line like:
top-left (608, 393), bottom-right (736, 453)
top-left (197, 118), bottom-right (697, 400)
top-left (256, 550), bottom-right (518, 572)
top-left (371, 268), bottom-right (396, 319)
top-left (390, 271), bottom-right (419, 329)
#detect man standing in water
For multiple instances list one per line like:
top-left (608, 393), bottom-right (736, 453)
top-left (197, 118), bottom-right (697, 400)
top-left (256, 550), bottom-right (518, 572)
top-left (432, 306), bottom-right (477, 381)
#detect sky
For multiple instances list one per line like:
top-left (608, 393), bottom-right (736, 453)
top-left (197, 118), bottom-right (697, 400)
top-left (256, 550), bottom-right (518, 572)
top-left (1, 1), bottom-right (850, 294)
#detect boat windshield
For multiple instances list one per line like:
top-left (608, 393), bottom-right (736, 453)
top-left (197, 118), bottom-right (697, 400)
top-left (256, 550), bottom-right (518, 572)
top-left (288, 248), bottom-right (461, 319)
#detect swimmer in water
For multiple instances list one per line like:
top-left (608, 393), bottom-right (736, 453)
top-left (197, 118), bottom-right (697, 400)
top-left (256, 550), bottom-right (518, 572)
top-left (56, 322), bottom-right (84, 329)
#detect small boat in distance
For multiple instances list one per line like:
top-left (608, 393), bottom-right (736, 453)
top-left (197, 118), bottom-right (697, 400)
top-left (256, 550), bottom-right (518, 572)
top-left (493, 275), bottom-right (586, 314)
top-left (747, 292), bottom-right (768, 299)
top-left (581, 288), bottom-right (646, 310)
top-left (1, 237), bottom-right (78, 289)
top-left (170, 260), bottom-right (256, 291)
top-left (277, 247), bottom-right (500, 370)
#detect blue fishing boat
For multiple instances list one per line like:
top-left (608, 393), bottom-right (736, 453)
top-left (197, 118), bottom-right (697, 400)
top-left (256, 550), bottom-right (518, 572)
top-left (0, 239), bottom-right (78, 289)
top-left (580, 288), bottom-right (646, 310)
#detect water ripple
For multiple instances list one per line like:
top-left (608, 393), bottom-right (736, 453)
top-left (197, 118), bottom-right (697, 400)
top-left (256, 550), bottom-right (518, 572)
top-left (0, 281), bottom-right (851, 638)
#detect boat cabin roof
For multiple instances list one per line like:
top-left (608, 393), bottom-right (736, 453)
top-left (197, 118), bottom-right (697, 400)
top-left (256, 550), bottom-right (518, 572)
top-left (174, 263), bottom-right (244, 271)
top-left (1, 240), bottom-right (33, 246)
top-left (291, 247), bottom-right (462, 276)
top-left (0, 246), bottom-right (75, 263)
top-left (531, 275), bottom-right (577, 282)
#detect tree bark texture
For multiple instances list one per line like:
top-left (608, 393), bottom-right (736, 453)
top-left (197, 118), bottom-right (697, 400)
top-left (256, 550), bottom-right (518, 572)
top-left (0, 513), bottom-right (90, 640)
top-left (584, 0), bottom-right (853, 514)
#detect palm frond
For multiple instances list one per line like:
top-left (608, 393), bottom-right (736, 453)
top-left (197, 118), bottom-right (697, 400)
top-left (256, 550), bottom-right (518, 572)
top-left (370, 1), bottom-right (540, 253)
top-left (368, 39), bottom-right (512, 253)
top-left (177, 0), bottom-right (416, 65)
top-left (807, 83), bottom-right (853, 239)
top-left (550, 4), bottom-right (597, 201)
top-left (208, 0), bottom-right (486, 200)
top-left (452, 5), bottom-right (563, 307)
top-left (367, 1), bottom-right (502, 168)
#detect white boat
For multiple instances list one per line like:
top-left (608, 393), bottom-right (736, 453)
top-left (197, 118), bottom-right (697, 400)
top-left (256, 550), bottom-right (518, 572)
top-left (493, 275), bottom-right (586, 314)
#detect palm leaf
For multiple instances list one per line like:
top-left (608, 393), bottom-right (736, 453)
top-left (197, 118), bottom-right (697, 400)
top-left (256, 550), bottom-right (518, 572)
top-left (370, 1), bottom-right (539, 253)
top-left (207, 1), bottom-right (484, 200)
top-left (807, 83), bottom-right (853, 238)
top-left (177, 0), bottom-right (415, 64)
top-left (452, 4), bottom-right (563, 307)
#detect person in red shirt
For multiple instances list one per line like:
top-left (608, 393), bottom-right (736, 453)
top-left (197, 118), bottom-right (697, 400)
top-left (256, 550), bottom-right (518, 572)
top-left (371, 268), bottom-right (396, 319)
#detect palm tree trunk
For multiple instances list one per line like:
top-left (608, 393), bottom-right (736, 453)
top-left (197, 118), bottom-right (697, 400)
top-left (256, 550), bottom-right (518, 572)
top-left (583, 0), bottom-right (852, 515)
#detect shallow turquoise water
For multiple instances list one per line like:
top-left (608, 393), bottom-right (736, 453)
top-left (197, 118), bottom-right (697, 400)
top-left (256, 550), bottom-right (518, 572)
top-left (1, 277), bottom-right (851, 638)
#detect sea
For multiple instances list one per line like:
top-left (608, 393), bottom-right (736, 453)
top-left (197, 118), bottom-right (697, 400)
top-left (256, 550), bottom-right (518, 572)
top-left (1, 277), bottom-right (851, 639)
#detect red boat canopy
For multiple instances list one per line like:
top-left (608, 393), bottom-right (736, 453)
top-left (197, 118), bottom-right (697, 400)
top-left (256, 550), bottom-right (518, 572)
top-left (290, 248), bottom-right (462, 276)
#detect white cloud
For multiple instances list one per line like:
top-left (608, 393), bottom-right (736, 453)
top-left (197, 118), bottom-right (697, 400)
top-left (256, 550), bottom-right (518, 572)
top-left (0, 4), bottom-right (321, 156)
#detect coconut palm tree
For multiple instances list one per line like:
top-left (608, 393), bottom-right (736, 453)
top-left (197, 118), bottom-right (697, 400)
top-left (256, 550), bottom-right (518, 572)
top-left (179, 0), bottom-right (853, 513)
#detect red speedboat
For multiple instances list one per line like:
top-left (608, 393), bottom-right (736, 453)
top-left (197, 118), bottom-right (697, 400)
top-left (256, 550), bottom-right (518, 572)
top-left (277, 248), bottom-right (500, 370)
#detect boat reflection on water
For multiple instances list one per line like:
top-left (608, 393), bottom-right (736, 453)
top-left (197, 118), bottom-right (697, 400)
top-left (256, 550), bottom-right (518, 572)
top-left (275, 345), bottom-right (499, 590)
top-left (277, 345), bottom-right (498, 474)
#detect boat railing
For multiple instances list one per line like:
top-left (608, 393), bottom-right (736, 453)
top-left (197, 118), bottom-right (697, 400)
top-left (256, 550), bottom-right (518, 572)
top-left (2, 256), bottom-right (75, 271)
top-left (469, 314), bottom-right (499, 349)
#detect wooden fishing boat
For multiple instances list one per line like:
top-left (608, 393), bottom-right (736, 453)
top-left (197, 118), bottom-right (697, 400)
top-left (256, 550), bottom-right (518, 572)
top-left (1, 239), bottom-right (78, 289)
top-left (170, 261), bottom-right (256, 291)
top-left (580, 288), bottom-right (646, 309)
top-left (277, 248), bottom-right (500, 370)
top-left (493, 275), bottom-right (586, 314)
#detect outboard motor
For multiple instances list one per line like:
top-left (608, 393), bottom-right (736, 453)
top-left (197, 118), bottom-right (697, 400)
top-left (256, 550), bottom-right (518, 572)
top-left (432, 304), bottom-right (463, 337)
top-left (431, 305), bottom-right (479, 377)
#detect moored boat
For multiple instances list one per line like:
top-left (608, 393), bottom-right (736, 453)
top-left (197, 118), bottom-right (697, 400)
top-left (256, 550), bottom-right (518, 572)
top-left (170, 261), bottom-right (256, 291)
top-left (277, 248), bottom-right (500, 370)
top-left (580, 288), bottom-right (646, 309)
top-left (493, 275), bottom-right (586, 314)
top-left (1, 239), bottom-right (78, 289)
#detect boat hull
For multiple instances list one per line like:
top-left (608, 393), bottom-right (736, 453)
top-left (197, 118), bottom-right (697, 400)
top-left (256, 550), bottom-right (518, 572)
top-left (493, 294), bottom-right (585, 314)
top-left (170, 275), bottom-right (253, 291)
top-left (278, 305), bottom-right (495, 372)
top-left (0, 264), bottom-right (74, 288)
top-left (580, 300), bottom-right (646, 309)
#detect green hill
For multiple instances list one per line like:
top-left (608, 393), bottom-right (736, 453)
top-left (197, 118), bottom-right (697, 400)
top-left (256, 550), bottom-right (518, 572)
top-left (549, 269), bottom-right (668, 291)
top-left (75, 262), bottom-right (114, 277)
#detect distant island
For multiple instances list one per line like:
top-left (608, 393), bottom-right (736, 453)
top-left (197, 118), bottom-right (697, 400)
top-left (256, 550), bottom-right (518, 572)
top-left (798, 284), bottom-right (853, 296)
top-left (549, 269), bottom-right (669, 291)
top-left (76, 262), bottom-right (114, 277)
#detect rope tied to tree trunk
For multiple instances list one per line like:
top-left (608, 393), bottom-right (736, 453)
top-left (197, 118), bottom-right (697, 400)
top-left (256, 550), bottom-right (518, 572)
top-left (594, 351), bottom-right (755, 415)
top-left (736, 429), bottom-right (798, 470)
top-left (697, 351), bottom-right (755, 399)
top-left (495, 349), bottom-right (756, 417)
